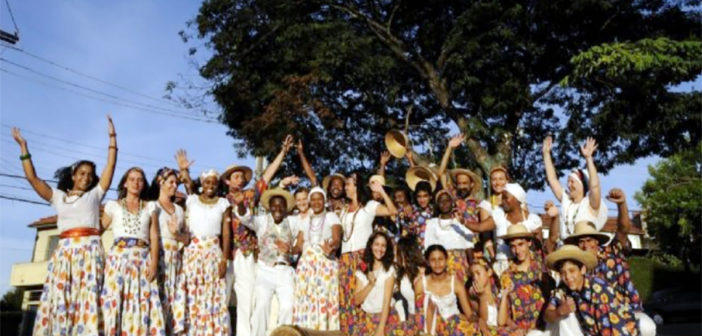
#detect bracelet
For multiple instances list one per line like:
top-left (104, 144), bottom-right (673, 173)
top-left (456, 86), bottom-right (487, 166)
top-left (109, 145), bottom-right (118, 151)
top-left (19, 153), bottom-right (31, 161)
top-left (109, 133), bottom-right (117, 137)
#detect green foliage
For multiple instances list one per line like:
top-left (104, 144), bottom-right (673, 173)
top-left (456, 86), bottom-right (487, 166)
top-left (635, 143), bottom-right (702, 267)
top-left (0, 288), bottom-right (23, 312)
top-left (177, 0), bottom-right (702, 189)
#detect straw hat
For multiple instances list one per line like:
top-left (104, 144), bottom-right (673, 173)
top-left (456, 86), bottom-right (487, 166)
top-left (385, 130), bottom-right (409, 158)
top-left (369, 174), bottom-right (386, 186)
top-left (322, 173), bottom-right (345, 191)
top-left (498, 223), bottom-right (535, 241)
top-left (563, 221), bottom-right (611, 246)
top-left (546, 245), bottom-right (598, 271)
top-left (405, 166), bottom-right (437, 191)
top-left (449, 168), bottom-right (482, 196)
top-left (260, 188), bottom-right (295, 212)
top-left (221, 164), bottom-right (253, 183)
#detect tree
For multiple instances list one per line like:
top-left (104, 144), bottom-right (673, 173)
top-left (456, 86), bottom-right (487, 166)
top-left (635, 143), bottom-right (702, 270)
top-left (0, 287), bottom-right (23, 312)
top-left (173, 0), bottom-right (701, 189)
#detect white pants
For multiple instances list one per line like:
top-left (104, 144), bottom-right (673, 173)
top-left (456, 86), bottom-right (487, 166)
top-left (251, 263), bottom-right (294, 336)
top-left (636, 311), bottom-right (656, 336)
top-left (234, 250), bottom-right (257, 336)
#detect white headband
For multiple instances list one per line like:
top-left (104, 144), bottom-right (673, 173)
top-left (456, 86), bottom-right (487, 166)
top-left (200, 169), bottom-right (220, 181)
top-left (308, 186), bottom-right (327, 202)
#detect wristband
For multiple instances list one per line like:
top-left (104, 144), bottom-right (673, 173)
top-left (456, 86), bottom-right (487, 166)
top-left (109, 133), bottom-right (117, 137)
top-left (19, 153), bottom-right (31, 161)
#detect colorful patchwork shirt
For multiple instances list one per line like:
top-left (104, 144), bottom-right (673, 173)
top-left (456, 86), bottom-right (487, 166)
top-left (397, 204), bottom-right (433, 247)
top-left (500, 259), bottom-right (545, 330)
top-left (595, 239), bottom-right (642, 311)
top-left (549, 275), bottom-right (639, 336)
top-left (226, 179), bottom-right (267, 257)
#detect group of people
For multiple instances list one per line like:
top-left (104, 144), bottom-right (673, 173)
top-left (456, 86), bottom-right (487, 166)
top-left (12, 117), bottom-right (656, 336)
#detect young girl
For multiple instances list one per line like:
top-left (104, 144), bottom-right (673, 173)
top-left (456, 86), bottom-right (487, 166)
top-left (394, 236), bottom-right (425, 322)
top-left (12, 117), bottom-right (117, 335)
top-left (149, 167), bottom-right (189, 334)
top-left (414, 245), bottom-right (480, 336)
top-left (101, 167), bottom-right (165, 335)
top-left (176, 168), bottom-right (231, 335)
top-left (353, 231), bottom-right (416, 336)
top-left (292, 187), bottom-right (342, 330)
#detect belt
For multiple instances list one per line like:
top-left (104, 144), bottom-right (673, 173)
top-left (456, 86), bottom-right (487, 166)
top-left (114, 237), bottom-right (149, 248)
top-left (273, 261), bottom-right (290, 267)
top-left (60, 227), bottom-right (100, 239)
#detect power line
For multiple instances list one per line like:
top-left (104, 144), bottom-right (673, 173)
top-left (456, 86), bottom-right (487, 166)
top-left (3, 0), bottom-right (19, 34)
top-left (0, 194), bottom-right (47, 206)
top-left (0, 61), bottom-right (217, 123)
top-left (0, 172), bottom-right (119, 192)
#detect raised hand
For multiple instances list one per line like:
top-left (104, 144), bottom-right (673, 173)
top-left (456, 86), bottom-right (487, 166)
top-left (107, 114), bottom-right (116, 135)
top-left (606, 188), bottom-right (626, 204)
top-left (580, 137), bottom-right (598, 159)
top-left (369, 180), bottom-right (385, 194)
top-left (545, 200), bottom-right (558, 218)
top-left (280, 175), bottom-right (300, 188)
top-left (380, 151), bottom-right (392, 166)
top-left (282, 134), bottom-right (294, 152)
top-left (448, 133), bottom-right (466, 149)
top-left (175, 149), bottom-right (195, 171)
top-left (11, 127), bottom-right (26, 147)
top-left (296, 139), bottom-right (304, 153)
top-left (542, 135), bottom-right (553, 153)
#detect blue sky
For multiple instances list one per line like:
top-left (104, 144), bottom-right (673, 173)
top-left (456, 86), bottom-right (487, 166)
top-left (0, 1), bottom-right (693, 295)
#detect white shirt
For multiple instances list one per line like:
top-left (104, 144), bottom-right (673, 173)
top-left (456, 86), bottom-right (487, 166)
top-left (104, 200), bottom-right (156, 241)
top-left (185, 195), bottom-right (230, 238)
top-left (424, 217), bottom-right (475, 251)
top-left (398, 275), bottom-right (416, 317)
top-left (50, 186), bottom-right (105, 232)
top-left (341, 200), bottom-right (380, 253)
top-left (560, 191), bottom-right (608, 241)
top-left (299, 211), bottom-right (341, 249)
top-left (287, 211), bottom-right (311, 239)
top-left (355, 266), bottom-right (395, 314)
top-left (492, 208), bottom-right (542, 260)
top-left (154, 201), bottom-right (185, 241)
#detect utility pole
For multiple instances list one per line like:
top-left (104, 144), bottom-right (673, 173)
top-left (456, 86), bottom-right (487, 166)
top-left (0, 30), bottom-right (18, 44)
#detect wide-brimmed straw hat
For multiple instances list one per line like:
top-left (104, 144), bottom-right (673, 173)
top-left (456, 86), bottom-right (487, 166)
top-left (406, 166), bottom-right (438, 191)
top-left (221, 164), bottom-right (253, 183)
top-left (322, 173), bottom-right (346, 191)
top-left (385, 130), bottom-right (409, 158)
top-left (563, 221), bottom-right (611, 246)
top-left (546, 245), bottom-right (598, 271)
top-left (450, 168), bottom-right (482, 196)
top-left (498, 223), bottom-right (535, 241)
top-left (369, 174), bottom-right (386, 186)
top-left (260, 188), bottom-right (295, 212)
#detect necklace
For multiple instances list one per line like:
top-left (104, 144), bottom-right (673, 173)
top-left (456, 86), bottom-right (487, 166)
top-left (341, 204), bottom-right (361, 242)
top-left (199, 195), bottom-right (219, 205)
top-left (158, 199), bottom-right (175, 215)
top-left (63, 189), bottom-right (86, 204)
top-left (308, 211), bottom-right (327, 244)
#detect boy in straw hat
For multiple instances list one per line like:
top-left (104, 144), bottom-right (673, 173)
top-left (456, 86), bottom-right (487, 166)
top-left (234, 188), bottom-right (297, 336)
top-left (544, 245), bottom-right (639, 336)
top-left (562, 188), bottom-right (655, 336)
top-left (497, 224), bottom-right (550, 333)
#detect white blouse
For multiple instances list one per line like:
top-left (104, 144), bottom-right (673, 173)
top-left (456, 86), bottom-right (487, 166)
top-left (341, 200), bottom-right (380, 254)
top-left (424, 217), bottom-right (475, 251)
top-left (154, 201), bottom-right (185, 241)
top-left (50, 186), bottom-right (105, 232)
top-left (299, 211), bottom-right (341, 249)
top-left (355, 266), bottom-right (396, 314)
top-left (104, 200), bottom-right (156, 241)
top-left (492, 208), bottom-right (542, 260)
top-left (185, 195), bottom-right (230, 238)
top-left (396, 274), bottom-right (416, 320)
top-left (560, 190), bottom-right (608, 241)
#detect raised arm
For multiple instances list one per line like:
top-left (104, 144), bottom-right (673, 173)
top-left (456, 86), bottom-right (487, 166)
top-left (581, 137), bottom-right (601, 211)
top-left (544, 200), bottom-right (560, 253)
top-left (371, 182), bottom-right (398, 217)
top-left (261, 134), bottom-right (294, 184)
top-left (11, 128), bottom-right (53, 201)
top-left (377, 151), bottom-right (392, 177)
top-left (437, 134), bottom-right (465, 179)
top-left (542, 136), bottom-right (563, 202)
top-left (175, 149), bottom-right (196, 195)
top-left (607, 188), bottom-right (630, 247)
top-left (458, 208), bottom-right (496, 233)
top-left (296, 139), bottom-right (318, 186)
top-left (99, 115), bottom-right (118, 193)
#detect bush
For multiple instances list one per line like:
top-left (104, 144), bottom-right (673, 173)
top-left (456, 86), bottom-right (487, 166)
top-left (629, 256), bottom-right (700, 302)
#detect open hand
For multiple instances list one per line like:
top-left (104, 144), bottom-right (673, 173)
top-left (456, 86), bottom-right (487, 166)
top-left (282, 134), bottom-right (294, 152)
top-left (380, 151), bottom-right (392, 166)
top-left (107, 114), bottom-right (116, 135)
top-left (542, 135), bottom-right (553, 153)
top-left (580, 137), bottom-right (598, 159)
top-left (448, 133), bottom-right (466, 149)
top-left (175, 149), bottom-right (195, 171)
top-left (11, 127), bottom-right (26, 147)
top-left (280, 175), bottom-right (300, 188)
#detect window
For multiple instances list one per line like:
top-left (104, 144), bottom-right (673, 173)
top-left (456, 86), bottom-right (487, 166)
top-left (45, 235), bottom-right (59, 261)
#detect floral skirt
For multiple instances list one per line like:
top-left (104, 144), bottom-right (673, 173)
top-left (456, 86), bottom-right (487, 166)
top-left (33, 235), bottom-right (104, 336)
top-left (353, 308), bottom-right (418, 336)
top-left (101, 238), bottom-right (166, 336)
top-left (292, 245), bottom-right (340, 330)
top-left (176, 236), bottom-right (230, 336)
top-left (159, 239), bottom-right (185, 334)
top-left (431, 314), bottom-right (481, 336)
top-left (338, 250), bottom-right (364, 334)
top-left (446, 249), bottom-right (470, 286)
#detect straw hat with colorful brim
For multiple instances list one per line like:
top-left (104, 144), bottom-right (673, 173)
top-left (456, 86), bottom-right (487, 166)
top-left (563, 221), bottom-right (611, 246)
top-left (385, 130), bottom-right (409, 158)
top-left (406, 166), bottom-right (438, 191)
top-left (498, 223), bottom-right (535, 241)
top-left (449, 168), bottom-right (482, 196)
top-left (322, 173), bottom-right (346, 191)
top-left (545, 245), bottom-right (598, 271)
top-left (221, 164), bottom-right (253, 183)
top-left (260, 188), bottom-right (295, 212)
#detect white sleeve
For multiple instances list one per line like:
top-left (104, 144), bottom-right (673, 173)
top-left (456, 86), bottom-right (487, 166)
top-left (92, 184), bottom-right (106, 200)
top-left (593, 198), bottom-right (608, 231)
top-left (327, 212), bottom-right (341, 227)
top-left (478, 200), bottom-right (492, 213)
top-left (233, 208), bottom-right (257, 232)
top-left (50, 187), bottom-right (63, 207)
top-left (365, 200), bottom-right (380, 217)
top-left (104, 200), bottom-right (117, 218)
top-left (526, 214), bottom-right (543, 232)
top-left (186, 194), bottom-right (197, 208)
top-left (355, 270), bottom-right (369, 287)
top-left (424, 220), bottom-right (437, 251)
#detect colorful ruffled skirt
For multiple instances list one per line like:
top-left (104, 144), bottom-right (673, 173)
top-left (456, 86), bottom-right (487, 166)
top-left (158, 238), bottom-right (185, 334)
top-left (338, 249), bottom-right (364, 334)
top-left (292, 245), bottom-right (340, 330)
top-left (446, 249), bottom-right (470, 286)
top-left (101, 238), bottom-right (166, 336)
top-left (176, 236), bottom-right (230, 336)
top-left (353, 308), bottom-right (418, 336)
top-left (33, 235), bottom-right (105, 336)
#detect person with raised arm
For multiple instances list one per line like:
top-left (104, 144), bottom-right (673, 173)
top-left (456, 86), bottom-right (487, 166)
top-left (542, 136), bottom-right (607, 241)
top-left (101, 167), bottom-right (165, 335)
top-left (12, 116), bottom-right (117, 335)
